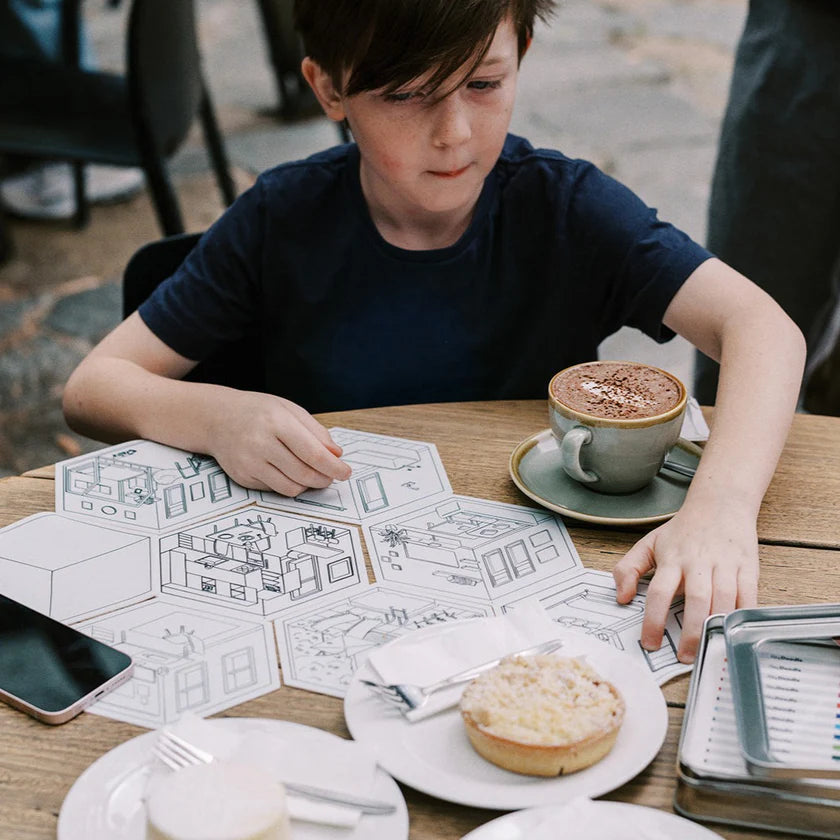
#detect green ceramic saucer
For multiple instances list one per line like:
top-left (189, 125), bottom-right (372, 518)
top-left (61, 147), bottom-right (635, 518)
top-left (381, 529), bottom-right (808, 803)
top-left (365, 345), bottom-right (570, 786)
top-left (509, 429), bottom-right (700, 526)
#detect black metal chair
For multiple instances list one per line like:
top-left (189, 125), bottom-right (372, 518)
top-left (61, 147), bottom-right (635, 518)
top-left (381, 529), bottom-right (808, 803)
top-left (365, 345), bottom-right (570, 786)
top-left (0, 0), bottom-right (236, 234)
top-left (123, 232), bottom-right (262, 390)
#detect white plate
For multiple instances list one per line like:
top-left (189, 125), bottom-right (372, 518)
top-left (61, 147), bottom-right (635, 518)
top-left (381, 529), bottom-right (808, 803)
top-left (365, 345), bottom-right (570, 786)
top-left (344, 623), bottom-right (668, 810)
top-left (57, 718), bottom-right (409, 840)
top-left (461, 801), bottom-right (725, 838)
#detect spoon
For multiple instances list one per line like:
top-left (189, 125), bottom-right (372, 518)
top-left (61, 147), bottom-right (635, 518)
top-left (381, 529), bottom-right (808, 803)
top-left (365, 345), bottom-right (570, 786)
top-left (660, 458), bottom-right (697, 478)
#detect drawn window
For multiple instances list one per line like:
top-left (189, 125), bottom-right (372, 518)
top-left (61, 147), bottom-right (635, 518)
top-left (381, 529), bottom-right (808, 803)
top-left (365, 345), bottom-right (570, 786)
top-left (208, 470), bottom-right (232, 502)
top-left (175, 663), bottom-right (209, 710)
top-left (327, 557), bottom-right (354, 583)
top-left (222, 648), bottom-right (257, 693)
top-left (505, 540), bottom-right (535, 578)
top-left (163, 484), bottom-right (187, 517)
top-left (73, 478), bottom-right (92, 491)
top-left (536, 545), bottom-right (559, 563)
top-left (529, 530), bottom-right (551, 547)
top-left (357, 474), bottom-right (387, 512)
top-left (230, 584), bottom-right (246, 600)
top-left (201, 577), bottom-right (216, 593)
top-left (482, 549), bottom-right (512, 586)
top-left (189, 482), bottom-right (206, 501)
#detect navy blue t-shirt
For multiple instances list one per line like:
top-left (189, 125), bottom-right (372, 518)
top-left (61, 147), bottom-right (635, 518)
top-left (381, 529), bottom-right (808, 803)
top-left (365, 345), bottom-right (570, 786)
top-left (139, 135), bottom-right (711, 413)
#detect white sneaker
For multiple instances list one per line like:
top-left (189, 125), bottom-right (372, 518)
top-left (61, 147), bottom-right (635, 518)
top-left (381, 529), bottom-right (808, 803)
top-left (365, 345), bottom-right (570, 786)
top-left (0, 163), bottom-right (145, 220)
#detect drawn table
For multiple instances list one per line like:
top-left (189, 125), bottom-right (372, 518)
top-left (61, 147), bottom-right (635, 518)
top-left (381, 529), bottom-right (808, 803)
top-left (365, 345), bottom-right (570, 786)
top-left (1, 401), bottom-right (839, 839)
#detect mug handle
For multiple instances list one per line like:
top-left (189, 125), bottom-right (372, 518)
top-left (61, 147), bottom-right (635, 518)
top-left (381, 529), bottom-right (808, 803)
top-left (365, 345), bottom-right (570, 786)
top-left (560, 426), bottom-right (599, 484)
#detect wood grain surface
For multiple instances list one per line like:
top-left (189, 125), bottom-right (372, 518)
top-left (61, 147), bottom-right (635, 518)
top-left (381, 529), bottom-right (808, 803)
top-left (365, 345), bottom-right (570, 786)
top-left (2, 401), bottom-right (839, 840)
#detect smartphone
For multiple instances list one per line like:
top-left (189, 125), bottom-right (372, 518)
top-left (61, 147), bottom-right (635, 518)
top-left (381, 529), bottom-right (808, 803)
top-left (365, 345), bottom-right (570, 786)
top-left (0, 594), bottom-right (134, 724)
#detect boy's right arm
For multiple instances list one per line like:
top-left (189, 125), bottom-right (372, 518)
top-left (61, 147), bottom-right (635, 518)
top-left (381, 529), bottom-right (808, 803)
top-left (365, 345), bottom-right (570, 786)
top-left (62, 313), bottom-right (351, 496)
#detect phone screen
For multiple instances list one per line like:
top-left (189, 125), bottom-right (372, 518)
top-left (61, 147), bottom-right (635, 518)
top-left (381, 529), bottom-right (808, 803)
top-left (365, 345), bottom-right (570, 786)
top-left (0, 594), bottom-right (132, 713)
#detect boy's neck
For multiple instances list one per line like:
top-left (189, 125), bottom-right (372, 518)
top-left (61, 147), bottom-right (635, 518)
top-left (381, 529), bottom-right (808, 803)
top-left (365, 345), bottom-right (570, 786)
top-left (371, 205), bottom-right (476, 251)
top-left (360, 163), bottom-right (480, 251)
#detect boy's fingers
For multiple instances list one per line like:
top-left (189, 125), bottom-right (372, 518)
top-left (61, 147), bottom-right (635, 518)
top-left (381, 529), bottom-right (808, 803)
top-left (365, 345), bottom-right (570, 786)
top-left (258, 464), bottom-right (308, 498)
top-left (710, 567), bottom-right (738, 616)
top-left (736, 564), bottom-right (759, 608)
top-left (277, 415), bottom-right (351, 480)
top-left (267, 443), bottom-right (338, 490)
top-left (282, 401), bottom-right (346, 460)
top-left (613, 535), bottom-right (655, 603)
top-left (640, 565), bottom-right (681, 653)
top-left (677, 575), bottom-right (714, 663)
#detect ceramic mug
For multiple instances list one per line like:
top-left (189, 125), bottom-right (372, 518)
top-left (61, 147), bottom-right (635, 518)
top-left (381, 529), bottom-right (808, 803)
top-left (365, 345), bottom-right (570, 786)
top-left (548, 361), bottom-right (687, 494)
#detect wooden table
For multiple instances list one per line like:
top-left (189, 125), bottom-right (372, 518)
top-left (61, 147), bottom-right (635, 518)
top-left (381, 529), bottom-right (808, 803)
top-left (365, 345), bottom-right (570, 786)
top-left (1, 401), bottom-right (838, 839)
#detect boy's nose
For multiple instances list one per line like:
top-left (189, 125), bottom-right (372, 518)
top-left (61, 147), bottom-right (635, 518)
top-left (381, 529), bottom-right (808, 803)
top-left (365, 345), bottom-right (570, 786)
top-left (431, 94), bottom-right (472, 147)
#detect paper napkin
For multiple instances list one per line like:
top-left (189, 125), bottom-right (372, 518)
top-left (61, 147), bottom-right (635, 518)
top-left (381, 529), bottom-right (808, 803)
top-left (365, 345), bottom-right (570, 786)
top-left (682, 397), bottom-right (710, 441)
top-left (149, 714), bottom-right (379, 828)
top-left (530, 797), bottom-right (685, 839)
top-left (366, 602), bottom-right (562, 722)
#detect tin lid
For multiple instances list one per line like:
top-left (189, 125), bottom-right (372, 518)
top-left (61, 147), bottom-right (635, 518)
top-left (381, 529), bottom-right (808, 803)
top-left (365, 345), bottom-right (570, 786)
top-left (723, 604), bottom-right (840, 780)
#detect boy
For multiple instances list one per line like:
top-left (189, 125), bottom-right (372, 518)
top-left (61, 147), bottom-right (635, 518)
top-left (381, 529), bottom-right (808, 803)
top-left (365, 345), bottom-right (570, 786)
top-left (62, 0), bottom-right (805, 663)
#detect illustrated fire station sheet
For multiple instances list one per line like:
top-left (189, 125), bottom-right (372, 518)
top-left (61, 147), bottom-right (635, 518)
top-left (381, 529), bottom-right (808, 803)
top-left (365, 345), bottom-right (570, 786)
top-left (0, 429), bottom-right (688, 727)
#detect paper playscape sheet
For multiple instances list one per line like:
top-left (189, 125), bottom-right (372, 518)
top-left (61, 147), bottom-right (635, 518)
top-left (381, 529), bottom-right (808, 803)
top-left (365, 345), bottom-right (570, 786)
top-left (0, 429), bottom-right (688, 727)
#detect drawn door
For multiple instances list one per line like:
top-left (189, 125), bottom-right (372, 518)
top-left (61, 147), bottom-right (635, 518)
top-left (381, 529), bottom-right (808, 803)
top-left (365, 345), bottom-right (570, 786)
top-left (285, 556), bottom-right (321, 600)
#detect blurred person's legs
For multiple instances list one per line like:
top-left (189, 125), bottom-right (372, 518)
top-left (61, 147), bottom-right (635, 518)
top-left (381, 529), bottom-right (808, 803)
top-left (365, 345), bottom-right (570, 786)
top-left (0, 0), bottom-right (143, 221)
top-left (694, 0), bottom-right (840, 409)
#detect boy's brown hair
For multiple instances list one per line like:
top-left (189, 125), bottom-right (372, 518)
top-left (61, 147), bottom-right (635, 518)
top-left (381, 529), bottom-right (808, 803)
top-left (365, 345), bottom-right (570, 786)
top-left (294, 0), bottom-right (556, 97)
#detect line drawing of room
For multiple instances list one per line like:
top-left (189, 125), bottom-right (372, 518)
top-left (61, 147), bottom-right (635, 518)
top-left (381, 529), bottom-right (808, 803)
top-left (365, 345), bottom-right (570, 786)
top-left (76, 600), bottom-right (279, 727)
top-left (158, 507), bottom-right (365, 616)
top-left (259, 428), bottom-right (451, 523)
top-left (366, 496), bottom-right (580, 601)
top-left (275, 585), bottom-right (491, 696)
top-left (507, 572), bottom-right (683, 673)
top-left (58, 440), bottom-right (252, 531)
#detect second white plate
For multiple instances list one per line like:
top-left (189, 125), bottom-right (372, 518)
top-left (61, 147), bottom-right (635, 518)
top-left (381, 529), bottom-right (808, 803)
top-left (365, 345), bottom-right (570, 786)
top-left (461, 800), bottom-right (725, 838)
top-left (57, 718), bottom-right (409, 840)
top-left (344, 622), bottom-right (668, 810)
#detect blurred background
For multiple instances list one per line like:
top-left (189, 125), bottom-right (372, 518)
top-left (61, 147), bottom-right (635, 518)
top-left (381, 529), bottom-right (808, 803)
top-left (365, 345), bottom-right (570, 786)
top-left (0, 0), bottom-right (747, 476)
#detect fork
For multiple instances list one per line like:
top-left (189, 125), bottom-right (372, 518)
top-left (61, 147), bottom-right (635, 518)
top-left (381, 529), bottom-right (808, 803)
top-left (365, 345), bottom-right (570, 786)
top-left (153, 728), bottom-right (396, 815)
top-left (361, 637), bottom-right (565, 713)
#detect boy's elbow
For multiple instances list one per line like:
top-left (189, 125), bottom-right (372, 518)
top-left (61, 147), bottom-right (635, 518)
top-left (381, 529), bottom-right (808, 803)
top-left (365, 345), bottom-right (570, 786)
top-left (775, 305), bottom-right (807, 369)
top-left (62, 365), bottom-right (88, 434)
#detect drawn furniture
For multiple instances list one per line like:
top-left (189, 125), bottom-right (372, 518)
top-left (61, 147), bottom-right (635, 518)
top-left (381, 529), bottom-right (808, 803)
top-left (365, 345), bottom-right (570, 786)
top-left (2, 403), bottom-right (840, 839)
top-left (0, 0), bottom-right (236, 234)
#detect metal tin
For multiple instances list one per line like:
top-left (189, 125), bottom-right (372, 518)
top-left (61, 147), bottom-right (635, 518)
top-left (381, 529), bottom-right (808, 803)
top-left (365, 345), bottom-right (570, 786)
top-left (724, 604), bottom-right (840, 780)
top-left (675, 614), bottom-right (840, 838)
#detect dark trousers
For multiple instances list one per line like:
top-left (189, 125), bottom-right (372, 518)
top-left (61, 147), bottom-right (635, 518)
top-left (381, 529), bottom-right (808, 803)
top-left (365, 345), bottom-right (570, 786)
top-left (695, 0), bottom-right (840, 405)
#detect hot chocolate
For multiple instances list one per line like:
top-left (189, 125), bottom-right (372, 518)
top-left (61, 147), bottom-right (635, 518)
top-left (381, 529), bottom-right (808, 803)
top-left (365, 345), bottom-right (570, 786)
top-left (550, 361), bottom-right (682, 420)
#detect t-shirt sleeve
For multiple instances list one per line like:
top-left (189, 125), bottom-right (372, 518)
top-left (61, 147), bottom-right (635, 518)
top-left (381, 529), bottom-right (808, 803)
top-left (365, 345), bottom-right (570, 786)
top-left (137, 180), bottom-right (265, 361)
top-left (566, 162), bottom-right (713, 344)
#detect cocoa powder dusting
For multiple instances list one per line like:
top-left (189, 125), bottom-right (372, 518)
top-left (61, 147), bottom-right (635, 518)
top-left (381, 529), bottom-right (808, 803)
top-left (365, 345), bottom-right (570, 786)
top-left (551, 362), bottom-right (681, 419)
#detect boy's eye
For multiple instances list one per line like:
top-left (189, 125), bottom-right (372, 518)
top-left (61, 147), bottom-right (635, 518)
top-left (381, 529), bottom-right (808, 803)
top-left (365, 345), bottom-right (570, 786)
top-left (384, 90), bottom-right (425, 103)
top-left (467, 79), bottom-right (503, 92)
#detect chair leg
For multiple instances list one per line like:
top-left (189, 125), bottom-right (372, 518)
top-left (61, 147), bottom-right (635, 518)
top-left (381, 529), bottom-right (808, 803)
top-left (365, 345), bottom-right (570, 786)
top-left (71, 161), bottom-right (89, 228)
top-left (199, 81), bottom-right (236, 207)
top-left (142, 154), bottom-right (185, 236)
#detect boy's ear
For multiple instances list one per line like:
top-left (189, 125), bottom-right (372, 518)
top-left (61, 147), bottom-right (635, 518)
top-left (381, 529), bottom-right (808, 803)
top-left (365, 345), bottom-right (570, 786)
top-left (301, 57), bottom-right (346, 122)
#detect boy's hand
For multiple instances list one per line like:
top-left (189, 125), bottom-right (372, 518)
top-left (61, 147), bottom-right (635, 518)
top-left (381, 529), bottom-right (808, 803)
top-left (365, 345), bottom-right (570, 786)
top-left (209, 391), bottom-right (352, 497)
top-left (612, 502), bottom-right (759, 663)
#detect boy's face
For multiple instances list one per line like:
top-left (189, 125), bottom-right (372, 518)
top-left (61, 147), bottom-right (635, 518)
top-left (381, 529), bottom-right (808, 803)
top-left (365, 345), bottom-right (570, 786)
top-left (303, 17), bottom-right (520, 229)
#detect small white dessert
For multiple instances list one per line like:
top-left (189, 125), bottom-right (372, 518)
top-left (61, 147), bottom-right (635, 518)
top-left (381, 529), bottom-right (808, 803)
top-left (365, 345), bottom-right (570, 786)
top-left (146, 761), bottom-right (291, 840)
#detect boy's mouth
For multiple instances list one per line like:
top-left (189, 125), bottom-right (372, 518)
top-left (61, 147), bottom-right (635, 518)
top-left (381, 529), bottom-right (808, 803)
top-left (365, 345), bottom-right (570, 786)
top-left (428, 165), bottom-right (470, 179)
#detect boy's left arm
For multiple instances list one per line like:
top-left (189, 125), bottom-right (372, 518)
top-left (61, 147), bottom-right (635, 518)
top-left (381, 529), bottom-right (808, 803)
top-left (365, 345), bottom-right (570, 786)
top-left (612, 257), bottom-right (806, 663)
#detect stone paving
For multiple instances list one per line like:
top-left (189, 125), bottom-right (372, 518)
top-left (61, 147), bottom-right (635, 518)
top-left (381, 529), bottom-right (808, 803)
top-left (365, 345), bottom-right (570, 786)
top-left (0, 0), bottom-right (746, 476)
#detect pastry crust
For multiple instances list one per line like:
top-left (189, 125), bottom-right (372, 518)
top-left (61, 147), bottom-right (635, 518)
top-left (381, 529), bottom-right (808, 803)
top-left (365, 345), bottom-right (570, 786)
top-left (459, 655), bottom-right (624, 777)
